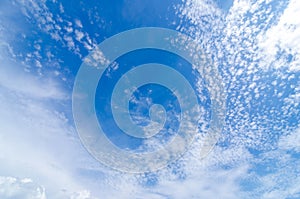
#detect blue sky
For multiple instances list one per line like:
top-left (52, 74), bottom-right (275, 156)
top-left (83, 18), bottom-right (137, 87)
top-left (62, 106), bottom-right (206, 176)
top-left (0, 0), bottom-right (300, 198)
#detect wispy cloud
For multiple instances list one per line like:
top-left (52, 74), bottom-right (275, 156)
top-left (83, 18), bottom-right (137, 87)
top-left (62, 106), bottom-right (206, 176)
top-left (0, 57), bottom-right (103, 198)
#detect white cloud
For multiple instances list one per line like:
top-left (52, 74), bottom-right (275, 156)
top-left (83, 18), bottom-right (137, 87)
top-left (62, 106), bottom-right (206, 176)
top-left (0, 176), bottom-right (46, 199)
top-left (279, 127), bottom-right (300, 152)
top-left (75, 19), bottom-right (83, 28)
top-left (70, 190), bottom-right (95, 199)
top-left (154, 168), bottom-right (245, 199)
top-left (0, 60), bottom-right (66, 100)
top-left (257, 0), bottom-right (300, 71)
top-left (75, 30), bottom-right (85, 41)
